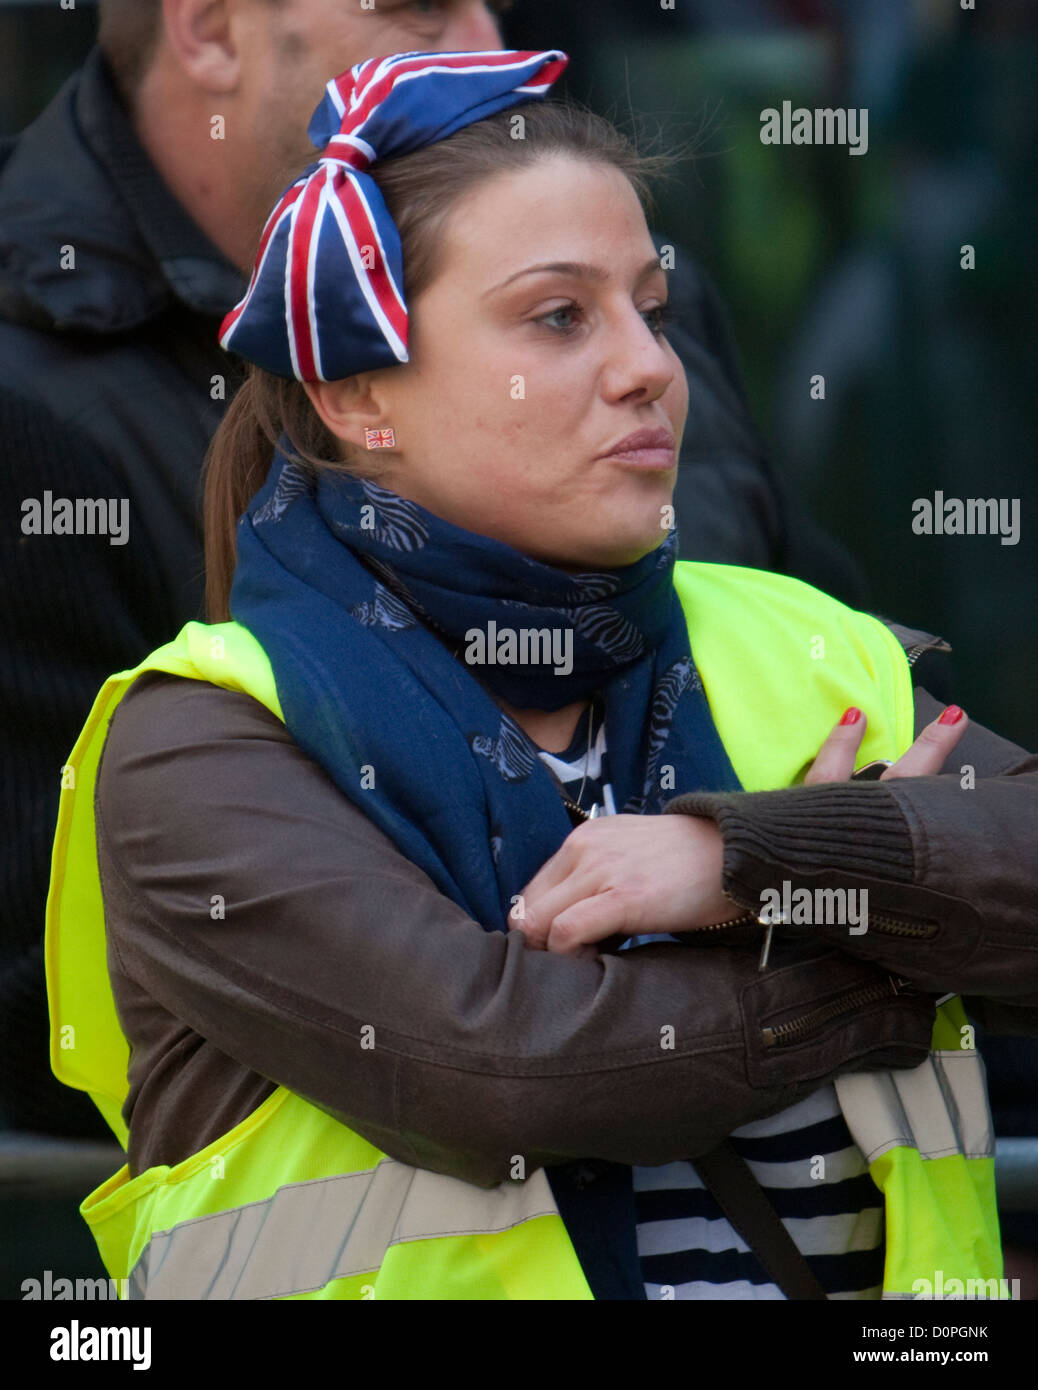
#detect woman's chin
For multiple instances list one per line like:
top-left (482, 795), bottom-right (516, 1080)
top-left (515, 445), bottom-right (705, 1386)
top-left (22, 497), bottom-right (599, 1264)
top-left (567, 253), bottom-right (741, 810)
top-left (597, 516), bottom-right (673, 566)
top-left (536, 527), bottom-right (671, 573)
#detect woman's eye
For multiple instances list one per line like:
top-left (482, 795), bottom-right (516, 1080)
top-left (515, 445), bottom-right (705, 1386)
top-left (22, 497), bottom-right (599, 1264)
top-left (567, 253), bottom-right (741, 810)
top-left (644, 304), bottom-right (676, 336)
top-left (536, 303), bottom-right (582, 334)
top-left (533, 302), bottom-right (676, 336)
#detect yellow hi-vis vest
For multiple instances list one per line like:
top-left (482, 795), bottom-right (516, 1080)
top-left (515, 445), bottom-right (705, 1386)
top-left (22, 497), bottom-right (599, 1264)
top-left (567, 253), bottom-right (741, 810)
top-left (46, 562), bottom-right (1003, 1300)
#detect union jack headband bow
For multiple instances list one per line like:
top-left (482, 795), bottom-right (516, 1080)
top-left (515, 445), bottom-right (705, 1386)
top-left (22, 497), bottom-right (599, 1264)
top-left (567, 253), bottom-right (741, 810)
top-left (219, 48), bottom-right (569, 382)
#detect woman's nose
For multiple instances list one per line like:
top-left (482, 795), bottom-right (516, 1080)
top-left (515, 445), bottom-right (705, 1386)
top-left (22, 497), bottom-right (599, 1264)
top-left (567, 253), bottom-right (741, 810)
top-left (602, 309), bottom-right (678, 403)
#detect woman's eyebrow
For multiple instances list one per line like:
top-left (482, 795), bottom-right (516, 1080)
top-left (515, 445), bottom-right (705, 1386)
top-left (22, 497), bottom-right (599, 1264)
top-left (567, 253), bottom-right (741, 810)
top-left (484, 257), bottom-right (667, 296)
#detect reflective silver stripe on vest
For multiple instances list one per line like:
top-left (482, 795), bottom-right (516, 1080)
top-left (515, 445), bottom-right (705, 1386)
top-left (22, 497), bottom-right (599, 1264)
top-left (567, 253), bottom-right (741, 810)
top-left (128, 1160), bottom-right (560, 1300)
top-left (835, 1050), bottom-right (994, 1165)
top-left (884, 1282), bottom-right (1014, 1300)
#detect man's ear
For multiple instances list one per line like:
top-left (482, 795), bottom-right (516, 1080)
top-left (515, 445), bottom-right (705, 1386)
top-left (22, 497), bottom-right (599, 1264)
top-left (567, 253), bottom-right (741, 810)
top-left (303, 375), bottom-right (392, 453)
top-left (161, 0), bottom-right (241, 93)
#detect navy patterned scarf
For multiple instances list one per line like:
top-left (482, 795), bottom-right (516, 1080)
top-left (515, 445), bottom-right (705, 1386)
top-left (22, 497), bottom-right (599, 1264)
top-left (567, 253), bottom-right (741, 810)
top-left (230, 450), bottom-right (743, 930)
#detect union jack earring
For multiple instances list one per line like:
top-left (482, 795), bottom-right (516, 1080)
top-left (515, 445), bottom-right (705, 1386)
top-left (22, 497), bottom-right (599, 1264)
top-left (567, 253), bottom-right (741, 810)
top-left (364, 427), bottom-right (396, 450)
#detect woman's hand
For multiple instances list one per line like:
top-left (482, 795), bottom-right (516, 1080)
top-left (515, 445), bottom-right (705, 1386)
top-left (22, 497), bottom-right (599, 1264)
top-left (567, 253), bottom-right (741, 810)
top-left (510, 705), bottom-right (971, 955)
top-left (510, 813), bottom-right (741, 957)
top-left (803, 705), bottom-right (969, 784)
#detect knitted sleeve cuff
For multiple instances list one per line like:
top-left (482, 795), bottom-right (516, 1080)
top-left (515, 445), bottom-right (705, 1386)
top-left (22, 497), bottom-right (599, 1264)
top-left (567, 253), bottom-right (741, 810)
top-left (662, 782), bottom-right (916, 906)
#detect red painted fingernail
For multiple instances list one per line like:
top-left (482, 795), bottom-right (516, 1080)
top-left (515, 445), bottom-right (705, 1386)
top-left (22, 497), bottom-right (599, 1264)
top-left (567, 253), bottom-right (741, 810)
top-left (938, 705), bottom-right (964, 725)
top-left (840, 708), bottom-right (862, 725)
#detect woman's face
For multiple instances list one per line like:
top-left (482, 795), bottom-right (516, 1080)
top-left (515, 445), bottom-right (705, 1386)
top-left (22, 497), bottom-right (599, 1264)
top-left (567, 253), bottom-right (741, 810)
top-left (318, 156), bottom-right (688, 570)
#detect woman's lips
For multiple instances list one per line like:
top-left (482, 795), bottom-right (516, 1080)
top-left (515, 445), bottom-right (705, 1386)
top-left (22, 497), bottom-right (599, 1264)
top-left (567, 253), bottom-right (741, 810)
top-left (596, 427), bottom-right (677, 469)
top-left (602, 446), bottom-right (677, 469)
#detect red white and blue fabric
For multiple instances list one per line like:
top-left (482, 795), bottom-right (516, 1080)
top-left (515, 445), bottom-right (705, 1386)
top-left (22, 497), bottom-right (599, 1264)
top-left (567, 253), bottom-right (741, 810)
top-left (219, 48), bottom-right (569, 382)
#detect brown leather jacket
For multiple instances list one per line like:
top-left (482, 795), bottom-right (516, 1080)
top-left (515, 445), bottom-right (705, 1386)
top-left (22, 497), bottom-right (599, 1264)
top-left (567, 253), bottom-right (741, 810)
top-left (94, 626), bottom-right (1038, 1188)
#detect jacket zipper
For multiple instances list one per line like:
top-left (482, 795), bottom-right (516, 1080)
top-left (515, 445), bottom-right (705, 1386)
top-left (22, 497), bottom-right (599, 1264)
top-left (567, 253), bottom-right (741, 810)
top-left (688, 905), bottom-right (937, 938)
top-left (686, 903), bottom-right (938, 979)
top-left (762, 974), bottom-right (911, 1048)
top-left (901, 632), bottom-right (951, 667)
top-left (866, 913), bottom-right (937, 939)
top-left (688, 909), bottom-right (758, 933)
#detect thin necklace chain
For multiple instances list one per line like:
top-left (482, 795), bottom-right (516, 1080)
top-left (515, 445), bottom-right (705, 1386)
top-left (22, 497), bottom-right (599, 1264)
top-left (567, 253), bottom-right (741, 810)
top-left (573, 697), bottom-right (596, 809)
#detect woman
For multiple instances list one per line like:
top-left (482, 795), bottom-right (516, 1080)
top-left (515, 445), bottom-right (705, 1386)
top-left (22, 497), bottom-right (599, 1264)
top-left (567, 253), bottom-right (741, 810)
top-left (47, 49), bottom-right (1037, 1301)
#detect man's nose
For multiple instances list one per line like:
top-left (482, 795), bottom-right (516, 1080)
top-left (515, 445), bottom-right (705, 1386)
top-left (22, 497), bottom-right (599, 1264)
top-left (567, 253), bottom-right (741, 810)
top-left (445, 3), bottom-right (506, 52)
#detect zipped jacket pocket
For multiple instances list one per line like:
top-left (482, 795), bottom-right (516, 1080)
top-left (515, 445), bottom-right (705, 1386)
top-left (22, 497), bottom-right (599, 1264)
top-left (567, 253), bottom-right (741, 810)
top-left (743, 952), bottom-right (936, 1088)
top-left (762, 974), bottom-right (911, 1048)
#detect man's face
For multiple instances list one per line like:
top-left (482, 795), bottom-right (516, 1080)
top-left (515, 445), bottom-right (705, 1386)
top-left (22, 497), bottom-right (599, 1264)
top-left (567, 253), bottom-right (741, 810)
top-left (241, 1), bottom-right (510, 202)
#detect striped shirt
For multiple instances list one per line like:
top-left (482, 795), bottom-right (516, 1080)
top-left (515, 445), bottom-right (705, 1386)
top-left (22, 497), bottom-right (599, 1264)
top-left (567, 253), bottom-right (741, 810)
top-left (535, 700), bottom-right (885, 1300)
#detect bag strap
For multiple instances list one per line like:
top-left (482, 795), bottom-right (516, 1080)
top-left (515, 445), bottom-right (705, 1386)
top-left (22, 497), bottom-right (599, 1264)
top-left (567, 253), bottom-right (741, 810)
top-left (692, 1140), bottom-right (829, 1300)
top-left (541, 733), bottom-right (829, 1300)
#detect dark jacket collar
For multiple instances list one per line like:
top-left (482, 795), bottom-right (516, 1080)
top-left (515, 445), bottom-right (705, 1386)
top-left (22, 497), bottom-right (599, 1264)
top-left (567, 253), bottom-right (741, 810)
top-left (0, 47), bottom-right (245, 334)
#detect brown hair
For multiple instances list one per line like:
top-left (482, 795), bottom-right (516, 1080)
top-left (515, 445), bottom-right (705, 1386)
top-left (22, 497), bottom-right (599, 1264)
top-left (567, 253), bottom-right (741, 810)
top-left (203, 100), bottom-right (677, 620)
top-left (97, 0), bottom-right (161, 106)
top-left (98, 0), bottom-right (286, 108)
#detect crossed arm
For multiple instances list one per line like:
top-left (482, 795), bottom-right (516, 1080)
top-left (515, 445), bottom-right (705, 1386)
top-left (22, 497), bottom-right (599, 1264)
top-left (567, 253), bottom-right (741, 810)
top-left (96, 669), bottom-right (1037, 1190)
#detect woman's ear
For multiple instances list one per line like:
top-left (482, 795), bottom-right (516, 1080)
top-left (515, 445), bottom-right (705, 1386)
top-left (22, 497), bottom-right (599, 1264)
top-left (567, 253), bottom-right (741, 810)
top-left (302, 375), bottom-right (393, 453)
